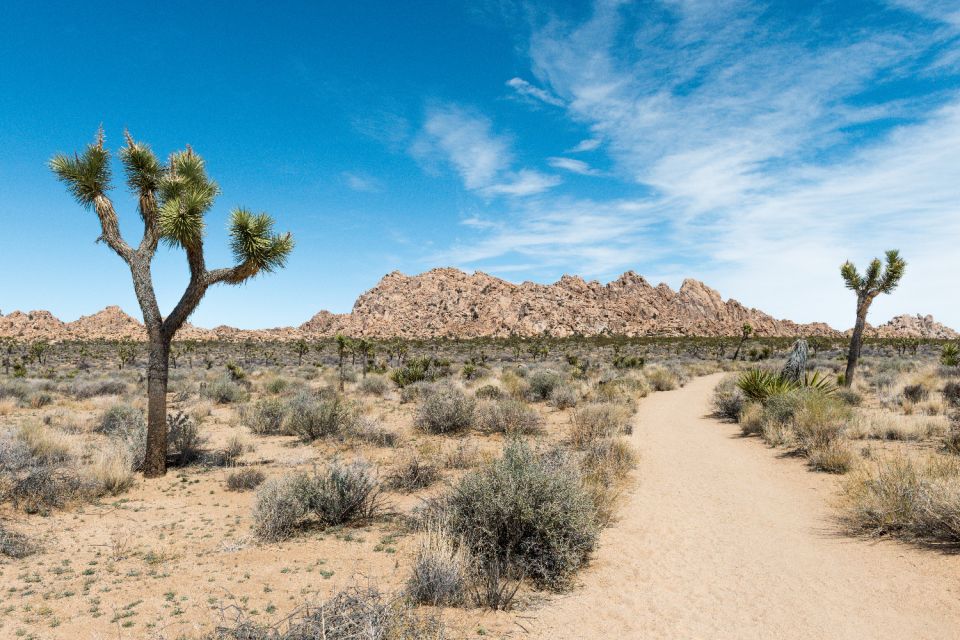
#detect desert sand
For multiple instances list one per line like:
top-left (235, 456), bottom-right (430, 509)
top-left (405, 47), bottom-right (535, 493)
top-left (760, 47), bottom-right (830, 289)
top-left (528, 373), bottom-right (960, 639)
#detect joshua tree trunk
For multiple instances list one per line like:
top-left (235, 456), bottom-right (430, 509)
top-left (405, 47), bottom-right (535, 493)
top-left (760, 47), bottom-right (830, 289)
top-left (144, 336), bottom-right (170, 477)
top-left (844, 297), bottom-right (870, 388)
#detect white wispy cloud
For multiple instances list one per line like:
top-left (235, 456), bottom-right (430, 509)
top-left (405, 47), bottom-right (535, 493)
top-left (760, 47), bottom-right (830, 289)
top-left (548, 157), bottom-right (602, 175)
top-left (439, 0), bottom-right (960, 327)
top-left (341, 171), bottom-right (382, 193)
top-left (506, 77), bottom-right (566, 106)
top-left (568, 138), bottom-right (602, 152)
top-left (412, 103), bottom-right (561, 198)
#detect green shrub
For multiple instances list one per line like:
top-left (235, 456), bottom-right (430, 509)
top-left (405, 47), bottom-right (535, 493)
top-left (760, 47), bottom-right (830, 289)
top-left (474, 384), bottom-right (503, 400)
top-left (285, 392), bottom-right (359, 442)
top-left (712, 376), bottom-right (744, 421)
top-left (645, 366), bottom-right (678, 392)
top-left (244, 397), bottom-right (287, 435)
top-left (358, 374), bottom-right (390, 396)
top-left (527, 369), bottom-right (563, 401)
top-left (475, 398), bottom-right (543, 435)
top-left (227, 468), bottom-right (266, 492)
top-left (167, 411), bottom-right (205, 465)
top-left (549, 384), bottom-right (579, 409)
top-left (203, 376), bottom-right (248, 404)
top-left (387, 456), bottom-right (441, 493)
top-left (445, 440), bottom-right (599, 590)
top-left (415, 384), bottom-right (476, 434)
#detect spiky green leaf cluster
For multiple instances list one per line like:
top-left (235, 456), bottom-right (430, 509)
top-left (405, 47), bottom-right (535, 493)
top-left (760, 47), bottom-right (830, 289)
top-left (157, 149), bottom-right (219, 249)
top-left (840, 249), bottom-right (906, 297)
top-left (49, 131), bottom-right (111, 207)
top-left (229, 209), bottom-right (294, 276)
top-left (119, 134), bottom-right (163, 196)
top-left (737, 369), bottom-right (835, 403)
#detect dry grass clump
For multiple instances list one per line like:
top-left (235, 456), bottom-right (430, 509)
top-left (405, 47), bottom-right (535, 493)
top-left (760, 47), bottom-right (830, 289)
top-left (387, 455), bottom-right (441, 493)
top-left (350, 417), bottom-right (402, 448)
top-left (548, 383), bottom-right (579, 409)
top-left (645, 366), bottom-right (679, 391)
top-left (86, 444), bottom-right (136, 495)
top-left (738, 402), bottom-right (765, 437)
top-left (358, 374), bottom-right (390, 396)
top-left (226, 468), bottom-right (266, 492)
top-left (406, 519), bottom-right (469, 607)
top-left (569, 401), bottom-right (633, 448)
top-left (252, 461), bottom-right (384, 541)
top-left (414, 384), bottom-right (476, 434)
top-left (96, 403), bottom-right (147, 469)
top-left (210, 586), bottom-right (445, 640)
top-left (475, 398), bottom-right (543, 435)
top-left (839, 454), bottom-right (960, 544)
top-left (64, 378), bottom-right (128, 400)
top-left (712, 375), bottom-right (744, 421)
top-left (807, 440), bottom-right (855, 474)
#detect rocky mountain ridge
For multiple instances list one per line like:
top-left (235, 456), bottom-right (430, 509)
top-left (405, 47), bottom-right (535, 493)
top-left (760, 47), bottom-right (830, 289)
top-left (2, 269), bottom-right (956, 342)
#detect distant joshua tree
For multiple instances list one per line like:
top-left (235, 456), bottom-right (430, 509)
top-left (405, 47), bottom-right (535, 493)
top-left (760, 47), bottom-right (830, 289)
top-left (293, 338), bottom-right (309, 366)
top-left (840, 249), bottom-right (906, 387)
top-left (731, 323), bottom-right (753, 361)
top-left (335, 334), bottom-right (350, 391)
top-left (51, 129), bottom-right (293, 477)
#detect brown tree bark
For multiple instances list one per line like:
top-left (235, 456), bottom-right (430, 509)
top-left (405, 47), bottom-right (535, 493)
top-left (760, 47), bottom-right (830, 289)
top-left (844, 297), bottom-right (870, 388)
top-left (143, 336), bottom-right (170, 477)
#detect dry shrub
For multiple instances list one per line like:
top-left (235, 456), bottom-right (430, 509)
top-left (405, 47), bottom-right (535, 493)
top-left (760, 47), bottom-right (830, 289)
top-left (570, 402), bottom-right (633, 448)
top-left (712, 376), bottom-right (744, 421)
top-left (0, 522), bottom-right (37, 558)
top-left (350, 417), bottom-right (401, 448)
top-left (526, 369), bottom-right (563, 401)
top-left (475, 398), bottom-right (542, 435)
top-left (645, 366), bottom-right (678, 392)
top-left (285, 392), bottom-right (359, 442)
top-left (0, 399), bottom-right (18, 416)
top-left (407, 520), bottom-right (469, 606)
top-left (499, 369), bottom-right (530, 400)
top-left (252, 462), bottom-right (384, 541)
top-left (210, 587), bottom-right (445, 640)
top-left (807, 440), bottom-right (855, 474)
top-left (739, 402), bottom-right (765, 437)
top-left (245, 397), bottom-right (287, 435)
top-left (85, 445), bottom-right (135, 496)
top-left (227, 468), bottom-right (266, 492)
top-left (203, 376), bottom-right (249, 404)
top-left (359, 374), bottom-right (390, 396)
top-left (791, 392), bottom-right (852, 454)
top-left (474, 384), bottom-right (503, 400)
top-left (445, 440), bottom-right (599, 591)
top-left (97, 404), bottom-right (146, 469)
top-left (839, 454), bottom-right (960, 544)
top-left (415, 384), bottom-right (476, 434)
top-left (17, 423), bottom-right (73, 464)
top-left (387, 455), bottom-right (441, 493)
top-left (548, 383), bottom-right (579, 409)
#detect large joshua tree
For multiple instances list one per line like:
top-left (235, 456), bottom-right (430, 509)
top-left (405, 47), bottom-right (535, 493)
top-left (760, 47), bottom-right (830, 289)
top-left (840, 249), bottom-right (906, 387)
top-left (51, 129), bottom-right (294, 477)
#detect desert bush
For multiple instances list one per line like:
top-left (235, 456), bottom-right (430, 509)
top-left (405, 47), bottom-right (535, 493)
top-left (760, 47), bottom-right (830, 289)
top-left (549, 383), bottom-right (579, 409)
top-left (387, 456), bottom-right (441, 493)
top-left (227, 468), bottom-right (266, 492)
top-left (252, 473), bottom-right (311, 541)
top-left (8, 464), bottom-right (90, 514)
top-left (475, 398), bottom-right (543, 435)
top-left (399, 380), bottom-right (432, 404)
top-left (903, 383), bottom-right (930, 403)
top-left (203, 376), bottom-right (248, 404)
top-left (65, 378), bottom-right (127, 399)
top-left (839, 454), bottom-right (960, 543)
top-left (415, 384), bottom-right (476, 434)
top-left (645, 366), bottom-right (678, 392)
top-left (791, 392), bottom-right (852, 454)
top-left (252, 462), bottom-right (384, 541)
top-left (390, 356), bottom-right (447, 388)
top-left (245, 397), bottom-right (287, 436)
top-left (167, 411), bottom-right (206, 465)
top-left (943, 381), bottom-right (960, 407)
top-left (461, 363), bottom-right (488, 381)
top-left (836, 389), bottom-right (863, 406)
top-left (944, 428), bottom-right (960, 456)
top-left (407, 522), bottom-right (469, 606)
top-left (443, 442), bottom-right (481, 470)
top-left (499, 369), bottom-right (531, 400)
top-left (17, 423), bottom-right (72, 465)
top-left (569, 402), bottom-right (633, 448)
top-left (209, 587), bottom-right (445, 640)
top-left (265, 377), bottom-right (289, 395)
top-left (807, 440), bottom-right (855, 474)
top-left (712, 376), bottom-right (744, 421)
top-left (285, 391), bottom-right (359, 442)
top-left (445, 440), bottom-right (599, 590)
top-left (474, 384), bottom-right (503, 400)
top-left (527, 369), bottom-right (563, 401)
top-left (580, 437), bottom-right (637, 481)
top-left (85, 445), bottom-right (135, 495)
top-left (0, 523), bottom-right (37, 558)
top-left (358, 374), bottom-right (390, 396)
top-left (350, 417), bottom-right (401, 448)
top-left (738, 402), bottom-right (765, 436)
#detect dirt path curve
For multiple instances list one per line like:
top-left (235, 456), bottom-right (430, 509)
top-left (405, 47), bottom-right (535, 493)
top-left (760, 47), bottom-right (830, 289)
top-left (527, 372), bottom-right (960, 639)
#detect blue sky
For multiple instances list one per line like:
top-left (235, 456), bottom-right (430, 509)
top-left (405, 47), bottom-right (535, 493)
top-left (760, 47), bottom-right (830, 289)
top-left (1, 0), bottom-right (958, 329)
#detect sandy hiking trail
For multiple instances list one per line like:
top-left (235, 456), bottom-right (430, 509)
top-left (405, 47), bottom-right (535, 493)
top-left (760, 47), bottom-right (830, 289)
top-left (526, 373), bottom-right (960, 639)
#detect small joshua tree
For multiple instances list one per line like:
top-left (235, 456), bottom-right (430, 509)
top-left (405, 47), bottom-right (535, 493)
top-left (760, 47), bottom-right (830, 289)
top-left (51, 129), bottom-right (293, 477)
top-left (780, 339), bottom-right (808, 383)
top-left (293, 338), bottom-right (309, 366)
top-left (840, 249), bottom-right (906, 387)
top-left (335, 334), bottom-right (350, 391)
top-left (731, 323), bottom-right (753, 361)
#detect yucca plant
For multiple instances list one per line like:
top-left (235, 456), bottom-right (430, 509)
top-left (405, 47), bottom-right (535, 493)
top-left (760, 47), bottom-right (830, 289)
top-left (737, 369), bottom-right (836, 403)
top-left (51, 129), bottom-right (294, 477)
top-left (941, 342), bottom-right (960, 368)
